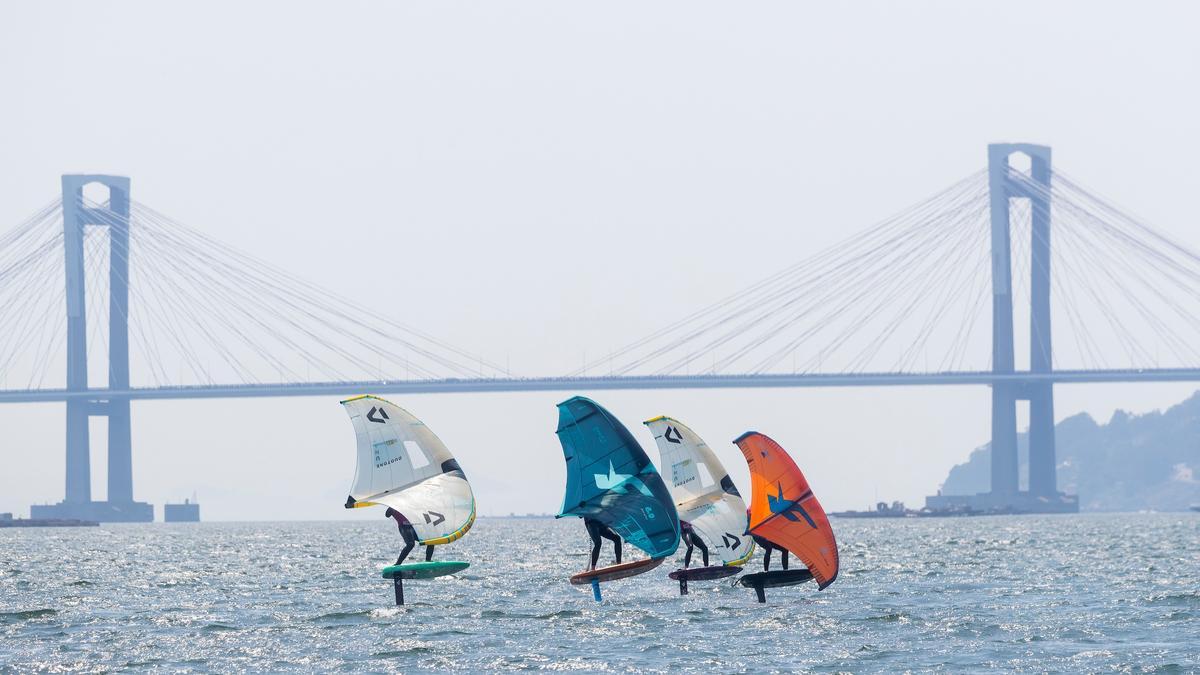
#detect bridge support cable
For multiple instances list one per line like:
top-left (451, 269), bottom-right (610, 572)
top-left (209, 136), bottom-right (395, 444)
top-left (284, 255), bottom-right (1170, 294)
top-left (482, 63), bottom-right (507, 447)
top-left (7, 160), bottom-right (1200, 396)
top-left (1029, 204), bottom-right (1109, 371)
top-left (674, 174), bottom-right (986, 375)
top-left (2, 187), bottom-right (516, 394)
top-left (761, 196), bottom-right (987, 375)
top-left (84, 199), bottom-right (228, 385)
top-left (124, 198), bottom-right (509, 386)
top-left (567, 170), bottom-right (990, 377)
top-left (0, 244), bottom-right (64, 382)
top-left (126, 205), bottom-right (453, 383)
top-left (0, 200), bottom-right (66, 389)
top-left (124, 207), bottom-right (327, 384)
top-left (1016, 172), bottom-right (1200, 371)
top-left (830, 199), bottom-right (991, 374)
top-left (578, 161), bottom-right (1200, 381)
top-left (884, 217), bottom-right (992, 373)
top-left (575, 169), bottom-right (997, 377)
top-left (1055, 213), bottom-right (1190, 366)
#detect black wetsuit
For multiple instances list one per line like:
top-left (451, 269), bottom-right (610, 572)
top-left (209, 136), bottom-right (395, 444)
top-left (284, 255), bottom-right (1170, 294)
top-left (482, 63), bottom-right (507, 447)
top-left (387, 507), bottom-right (434, 565)
top-left (584, 517), bottom-right (622, 570)
top-left (681, 522), bottom-right (709, 568)
top-left (752, 534), bottom-right (788, 571)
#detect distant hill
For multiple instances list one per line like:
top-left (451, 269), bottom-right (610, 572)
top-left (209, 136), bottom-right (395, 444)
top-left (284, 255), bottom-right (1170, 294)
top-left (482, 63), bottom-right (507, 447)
top-left (939, 392), bottom-right (1200, 511)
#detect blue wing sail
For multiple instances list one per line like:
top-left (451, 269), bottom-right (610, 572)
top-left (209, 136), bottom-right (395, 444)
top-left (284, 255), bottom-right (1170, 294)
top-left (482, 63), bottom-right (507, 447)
top-left (555, 396), bottom-right (680, 559)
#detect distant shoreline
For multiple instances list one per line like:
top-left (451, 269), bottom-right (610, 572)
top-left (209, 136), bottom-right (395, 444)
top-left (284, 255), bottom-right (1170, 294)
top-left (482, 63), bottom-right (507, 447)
top-left (4, 512), bottom-right (1197, 526)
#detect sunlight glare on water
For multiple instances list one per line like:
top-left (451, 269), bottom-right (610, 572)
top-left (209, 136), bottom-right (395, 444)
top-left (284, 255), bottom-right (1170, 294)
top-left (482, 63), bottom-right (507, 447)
top-left (2, 514), bottom-right (1198, 671)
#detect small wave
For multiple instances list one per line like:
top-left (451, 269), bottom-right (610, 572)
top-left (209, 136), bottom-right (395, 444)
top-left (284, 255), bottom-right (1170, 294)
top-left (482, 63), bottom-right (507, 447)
top-left (0, 608), bottom-right (57, 622)
top-left (310, 610), bottom-right (373, 623)
top-left (1147, 591), bottom-right (1200, 607)
top-left (1141, 664), bottom-right (1186, 673)
top-left (123, 659), bottom-right (164, 668)
top-left (68, 580), bottom-right (94, 587)
top-left (372, 647), bottom-right (433, 658)
top-left (427, 628), bottom-right (473, 637)
top-left (639, 643), bottom-right (670, 654)
top-left (369, 608), bottom-right (404, 619)
top-left (537, 609), bottom-right (582, 620)
top-left (863, 611), bottom-right (915, 623)
top-left (850, 645), bottom-right (898, 662)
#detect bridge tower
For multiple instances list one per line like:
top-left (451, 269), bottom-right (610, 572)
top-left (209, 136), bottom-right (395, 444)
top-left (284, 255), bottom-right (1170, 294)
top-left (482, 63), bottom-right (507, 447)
top-left (30, 175), bottom-right (152, 522)
top-left (988, 144), bottom-right (1061, 503)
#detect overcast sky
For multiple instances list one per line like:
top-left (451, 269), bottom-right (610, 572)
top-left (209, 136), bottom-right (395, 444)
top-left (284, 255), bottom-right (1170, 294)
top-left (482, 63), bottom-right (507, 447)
top-left (2, 1), bottom-right (1199, 520)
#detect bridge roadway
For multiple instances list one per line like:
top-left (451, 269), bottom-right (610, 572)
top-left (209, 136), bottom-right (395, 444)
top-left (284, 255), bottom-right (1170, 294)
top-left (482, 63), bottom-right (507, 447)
top-left (2, 368), bottom-right (1200, 404)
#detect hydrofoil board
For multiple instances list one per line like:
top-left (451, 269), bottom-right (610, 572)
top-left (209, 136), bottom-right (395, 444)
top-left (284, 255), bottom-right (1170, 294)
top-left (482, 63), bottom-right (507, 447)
top-left (382, 560), bottom-right (469, 580)
top-left (669, 564), bottom-right (742, 595)
top-left (570, 556), bottom-right (664, 585)
top-left (739, 568), bottom-right (813, 602)
top-left (669, 565), bottom-right (741, 582)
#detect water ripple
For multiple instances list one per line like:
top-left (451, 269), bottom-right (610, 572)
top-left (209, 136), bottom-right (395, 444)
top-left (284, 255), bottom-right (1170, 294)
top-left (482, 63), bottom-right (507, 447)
top-left (0, 514), bottom-right (1197, 671)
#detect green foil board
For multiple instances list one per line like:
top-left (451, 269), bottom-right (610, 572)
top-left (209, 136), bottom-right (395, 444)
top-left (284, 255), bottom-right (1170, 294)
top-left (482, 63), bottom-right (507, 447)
top-left (381, 560), bottom-right (469, 580)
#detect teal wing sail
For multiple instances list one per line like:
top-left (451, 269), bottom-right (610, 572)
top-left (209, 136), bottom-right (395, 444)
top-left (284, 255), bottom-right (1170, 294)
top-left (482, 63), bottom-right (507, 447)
top-left (555, 396), bottom-right (680, 559)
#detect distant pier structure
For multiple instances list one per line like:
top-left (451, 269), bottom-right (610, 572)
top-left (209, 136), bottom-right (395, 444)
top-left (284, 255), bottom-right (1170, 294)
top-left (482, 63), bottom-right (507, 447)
top-left (926, 144), bottom-right (1077, 514)
top-left (164, 499), bottom-right (201, 522)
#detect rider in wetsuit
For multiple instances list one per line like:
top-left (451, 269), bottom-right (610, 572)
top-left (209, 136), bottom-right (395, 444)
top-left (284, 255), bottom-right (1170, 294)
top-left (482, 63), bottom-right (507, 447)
top-left (753, 534), bottom-right (789, 571)
top-left (584, 517), bottom-right (622, 570)
top-left (747, 508), bottom-right (788, 571)
top-left (680, 520), bottom-right (709, 568)
top-left (386, 507), bottom-right (434, 565)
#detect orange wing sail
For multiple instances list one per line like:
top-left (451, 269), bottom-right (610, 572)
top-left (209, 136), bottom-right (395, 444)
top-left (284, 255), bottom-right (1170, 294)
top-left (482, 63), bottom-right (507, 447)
top-left (735, 431), bottom-right (839, 589)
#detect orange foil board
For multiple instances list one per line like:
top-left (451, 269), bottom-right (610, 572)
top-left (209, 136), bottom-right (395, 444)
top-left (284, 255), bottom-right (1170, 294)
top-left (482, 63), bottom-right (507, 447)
top-left (734, 431), bottom-right (839, 589)
top-left (570, 557), bottom-right (665, 585)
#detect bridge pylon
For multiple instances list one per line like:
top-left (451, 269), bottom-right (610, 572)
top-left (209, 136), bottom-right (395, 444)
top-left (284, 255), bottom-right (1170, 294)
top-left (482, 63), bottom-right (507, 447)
top-left (924, 144), bottom-right (1076, 514)
top-left (985, 143), bottom-right (1073, 510)
top-left (29, 175), bottom-right (152, 523)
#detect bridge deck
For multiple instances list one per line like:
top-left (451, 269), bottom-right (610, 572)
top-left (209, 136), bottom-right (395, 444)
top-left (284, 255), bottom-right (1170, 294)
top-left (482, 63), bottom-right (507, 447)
top-left (2, 369), bottom-right (1199, 403)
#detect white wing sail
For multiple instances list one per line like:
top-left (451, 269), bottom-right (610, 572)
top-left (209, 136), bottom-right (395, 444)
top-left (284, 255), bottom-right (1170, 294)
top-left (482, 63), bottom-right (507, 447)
top-left (342, 395), bottom-right (475, 545)
top-left (644, 416), bottom-right (755, 565)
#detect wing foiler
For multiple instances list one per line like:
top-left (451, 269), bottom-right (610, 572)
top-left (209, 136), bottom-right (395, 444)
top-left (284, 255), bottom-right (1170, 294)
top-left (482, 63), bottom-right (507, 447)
top-left (556, 396), bottom-right (679, 601)
top-left (735, 431), bottom-right (838, 601)
top-left (645, 416), bottom-right (755, 569)
top-left (342, 395), bottom-right (475, 546)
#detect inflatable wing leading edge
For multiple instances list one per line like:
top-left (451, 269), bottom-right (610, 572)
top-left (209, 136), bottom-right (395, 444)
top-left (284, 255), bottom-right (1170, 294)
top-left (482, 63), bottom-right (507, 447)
top-left (342, 395), bottom-right (475, 545)
top-left (555, 396), bottom-right (680, 559)
top-left (734, 431), bottom-right (839, 589)
top-left (644, 416), bottom-right (755, 566)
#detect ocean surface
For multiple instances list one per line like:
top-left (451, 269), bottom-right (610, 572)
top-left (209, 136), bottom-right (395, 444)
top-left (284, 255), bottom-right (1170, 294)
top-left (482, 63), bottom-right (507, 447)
top-left (2, 514), bottom-right (1198, 672)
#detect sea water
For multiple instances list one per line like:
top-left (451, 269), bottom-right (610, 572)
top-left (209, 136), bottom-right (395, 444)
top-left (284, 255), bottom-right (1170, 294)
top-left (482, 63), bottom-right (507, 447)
top-left (2, 514), bottom-right (1197, 672)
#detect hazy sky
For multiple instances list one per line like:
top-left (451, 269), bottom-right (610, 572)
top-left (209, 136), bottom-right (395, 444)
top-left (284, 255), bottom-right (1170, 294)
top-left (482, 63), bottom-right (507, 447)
top-left (2, 1), bottom-right (1199, 520)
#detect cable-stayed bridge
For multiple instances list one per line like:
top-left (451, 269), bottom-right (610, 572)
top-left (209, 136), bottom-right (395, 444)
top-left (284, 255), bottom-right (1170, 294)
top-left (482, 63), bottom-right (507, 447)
top-left (4, 143), bottom-right (1200, 520)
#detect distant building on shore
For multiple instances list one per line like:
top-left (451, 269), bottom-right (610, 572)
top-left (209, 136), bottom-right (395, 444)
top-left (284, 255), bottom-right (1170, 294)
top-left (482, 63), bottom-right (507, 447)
top-left (164, 498), bottom-right (200, 522)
